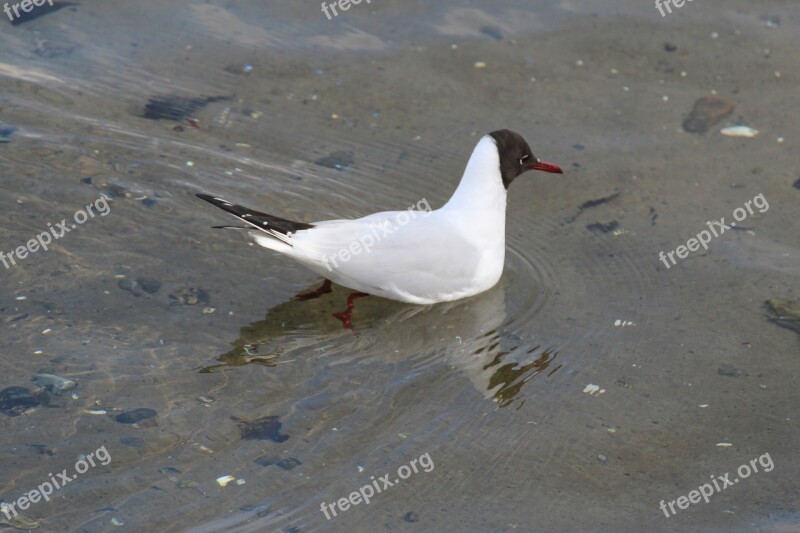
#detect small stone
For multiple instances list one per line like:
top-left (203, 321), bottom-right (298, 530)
top-left (683, 96), bottom-right (735, 133)
top-left (586, 221), bottom-right (619, 234)
top-left (0, 387), bottom-right (40, 417)
top-left (597, 454), bottom-right (609, 464)
top-left (480, 25), bottom-right (502, 40)
top-left (664, 42), bottom-right (677, 52)
top-left (717, 365), bottom-right (746, 378)
top-left (765, 298), bottom-right (800, 334)
top-left (115, 408), bottom-right (157, 424)
top-left (403, 511), bottom-right (419, 523)
top-left (31, 373), bottom-right (76, 394)
top-left (118, 277), bottom-right (160, 296)
top-left (120, 436), bottom-right (145, 448)
top-left (314, 151), bottom-right (354, 171)
top-left (195, 444), bottom-right (214, 454)
top-left (138, 278), bottom-right (161, 294)
top-left (169, 287), bottom-right (210, 306)
top-left (720, 125), bottom-right (758, 138)
top-left (275, 457), bottom-right (302, 470)
top-left (216, 475), bottom-right (236, 487)
top-left (142, 94), bottom-right (230, 121)
top-left (232, 415), bottom-right (289, 442)
top-left (0, 123), bottom-right (17, 143)
top-left (0, 510), bottom-right (39, 529)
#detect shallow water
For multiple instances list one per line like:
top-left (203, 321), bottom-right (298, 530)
top-left (1, 1), bottom-right (799, 532)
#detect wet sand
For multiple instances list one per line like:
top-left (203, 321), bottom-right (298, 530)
top-left (0, 1), bottom-right (799, 531)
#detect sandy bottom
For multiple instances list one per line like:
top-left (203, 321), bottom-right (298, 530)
top-left (0, 1), bottom-right (798, 531)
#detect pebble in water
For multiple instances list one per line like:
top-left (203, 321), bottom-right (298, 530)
top-left (115, 408), bottom-right (157, 424)
top-left (232, 415), bottom-right (289, 442)
top-left (169, 287), bottom-right (210, 306)
top-left (0, 123), bottom-right (17, 143)
top-left (142, 95), bottom-right (231, 121)
top-left (31, 373), bottom-right (77, 394)
top-left (683, 96), bottom-right (735, 133)
top-left (0, 511), bottom-right (40, 529)
top-left (765, 299), bottom-right (800, 334)
top-left (314, 151), bottom-right (355, 171)
top-left (118, 278), bottom-right (162, 297)
top-left (120, 436), bottom-right (145, 448)
top-left (0, 387), bottom-right (41, 417)
top-left (480, 25), bottom-right (503, 40)
top-left (720, 125), bottom-right (759, 138)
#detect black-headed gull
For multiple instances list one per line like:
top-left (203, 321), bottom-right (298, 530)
top-left (197, 129), bottom-right (562, 305)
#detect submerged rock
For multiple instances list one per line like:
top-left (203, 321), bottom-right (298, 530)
top-left (142, 95), bottom-right (231, 121)
top-left (314, 151), bottom-right (354, 171)
top-left (120, 436), bottom-right (145, 448)
top-left (720, 125), bottom-right (759, 138)
top-left (232, 415), bottom-right (289, 442)
top-left (31, 373), bottom-right (76, 394)
top-left (0, 123), bottom-right (16, 143)
top-left (586, 220), bottom-right (619, 234)
top-left (480, 25), bottom-right (503, 40)
top-left (765, 299), bottom-right (800, 334)
top-left (0, 387), bottom-right (40, 417)
top-left (683, 96), bottom-right (735, 133)
top-left (254, 455), bottom-right (301, 469)
top-left (118, 277), bottom-right (161, 296)
top-left (169, 287), bottom-right (210, 306)
top-left (718, 364), bottom-right (747, 378)
top-left (115, 408), bottom-right (157, 424)
top-left (0, 511), bottom-right (39, 529)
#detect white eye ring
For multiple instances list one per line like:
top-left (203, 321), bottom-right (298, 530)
top-left (519, 155), bottom-right (530, 165)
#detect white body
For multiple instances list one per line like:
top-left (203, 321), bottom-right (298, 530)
top-left (253, 135), bottom-right (508, 304)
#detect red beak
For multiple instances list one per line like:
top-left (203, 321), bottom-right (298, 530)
top-left (528, 160), bottom-right (563, 174)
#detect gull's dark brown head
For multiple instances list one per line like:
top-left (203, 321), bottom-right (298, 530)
top-left (489, 129), bottom-right (563, 189)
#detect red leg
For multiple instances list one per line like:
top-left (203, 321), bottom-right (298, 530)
top-left (332, 292), bottom-right (370, 330)
top-left (295, 279), bottom-right (333, 301)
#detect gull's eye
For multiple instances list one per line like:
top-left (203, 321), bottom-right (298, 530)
top-left (519, 155), bottom-right (530, 166)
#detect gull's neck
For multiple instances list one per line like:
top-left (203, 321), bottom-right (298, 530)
top-left (442, 135), bottom-right (507, 215)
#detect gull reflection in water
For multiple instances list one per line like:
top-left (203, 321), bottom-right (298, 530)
top-left (201, 279), bottom-right (562, 406)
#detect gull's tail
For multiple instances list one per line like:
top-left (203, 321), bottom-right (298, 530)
top-left (196, 193), bottom-right (314, 247)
